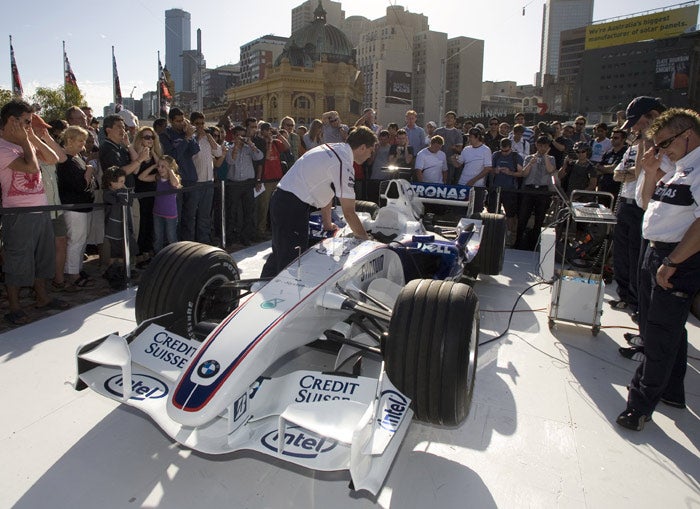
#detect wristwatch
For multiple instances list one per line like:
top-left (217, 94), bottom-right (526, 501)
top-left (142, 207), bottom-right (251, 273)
top-left (662, 256), bottom-right (679, 268)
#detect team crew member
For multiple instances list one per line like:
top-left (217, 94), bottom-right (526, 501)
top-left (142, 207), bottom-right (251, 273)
top-left (617, 108), bottom-right (700, 431)
top-left (260, 126), bottom-right (377, 278)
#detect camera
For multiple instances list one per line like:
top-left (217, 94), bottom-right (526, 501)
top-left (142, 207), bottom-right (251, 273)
top-left (538, 121), bottom-right (556, 136)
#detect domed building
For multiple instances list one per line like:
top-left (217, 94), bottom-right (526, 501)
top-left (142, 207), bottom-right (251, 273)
top-left (223, 1), bottom-right (363, 126)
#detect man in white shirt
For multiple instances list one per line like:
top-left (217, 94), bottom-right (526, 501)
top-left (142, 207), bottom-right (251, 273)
top-left (414, 136), bottom-right (447, 184)
top-left (190, 111), bottom-right (222, 244)
top-left (260, 127), bottom-right (376, 278)
top-left (617, 108), bottom-right (700, 431)
top-left (455, 127), bottom-right (493, 212)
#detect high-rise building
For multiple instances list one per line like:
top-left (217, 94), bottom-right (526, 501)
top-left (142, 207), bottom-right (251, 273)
top-left (444, 36), bottom-right (483, 118)
top-left (165, 8), bottom-right (191, 93)
top-left (539, 0), bottom-right (593, 85)
top-left (292, 0), bottom-right (344, 34)
top-left (239, 36), bottom-right (288, 85)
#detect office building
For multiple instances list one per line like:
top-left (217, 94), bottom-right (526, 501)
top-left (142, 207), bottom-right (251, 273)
top-left (165, 8), bottom-right (191, 93)
top-left (539, 0), bottom-right (593, 85)
top-left (444, 36), bottom-right (483, 118)
top-left (239, 36), bottom-right (288, 85)
top-left (292, 0), bottom-right (344, 34)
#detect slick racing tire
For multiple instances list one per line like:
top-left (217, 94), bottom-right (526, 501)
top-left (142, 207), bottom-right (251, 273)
top-left (463, 212), bottom-right (506, 277)
top-left (385, 279), bottom-right (479, 426)
top-left (355, 200), bottom-right (379, 219)
top-left (135, 241), bottom-right (241, 339)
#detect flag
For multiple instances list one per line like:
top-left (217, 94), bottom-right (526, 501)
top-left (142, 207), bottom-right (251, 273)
top-left (64, 46), bottom-right (78, 88)
top-left (112, 46), bottom-right (122, 110)
top-left (10, 36), bottom-right (23, 97)
top-left (158, 53), bottom-right (172, 118)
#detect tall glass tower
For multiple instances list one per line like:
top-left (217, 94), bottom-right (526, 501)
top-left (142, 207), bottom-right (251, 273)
top-left (539, 0), bottom-right (593, 85)
top-left (165, 8), bottom-right (191, 93)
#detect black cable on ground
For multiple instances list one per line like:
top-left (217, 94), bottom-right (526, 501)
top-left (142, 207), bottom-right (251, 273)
top-left (479, 281), bottom-right (553, 347)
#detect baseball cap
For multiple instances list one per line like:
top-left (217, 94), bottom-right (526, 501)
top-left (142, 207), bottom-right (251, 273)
top-left (426, 121), bottom-right (437, 128)
top-left (621, 96), bottom-right (665, 130)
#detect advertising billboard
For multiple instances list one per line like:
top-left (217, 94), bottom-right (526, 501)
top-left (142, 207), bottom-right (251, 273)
top-left (385, 70), bottom-right (412, 104)
top-left (655, 55), bottom-right (690, 90)
top-left (585, 5), bottom-right (699, 50)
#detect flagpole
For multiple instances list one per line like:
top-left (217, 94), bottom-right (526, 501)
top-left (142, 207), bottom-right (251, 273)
top-left (157, 51), bottom-right (161, 119)
top-left (63, 40), bottom-right (67, 101)
top-left (112, 46), bottom-right (115, 107)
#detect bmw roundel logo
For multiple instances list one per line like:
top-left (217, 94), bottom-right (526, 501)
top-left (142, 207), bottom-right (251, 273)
top-left (198, 359), bottom-right (220, 378)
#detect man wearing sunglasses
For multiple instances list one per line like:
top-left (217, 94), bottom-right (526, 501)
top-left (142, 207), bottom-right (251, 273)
top-left (617, 108), bottom-right (700, 431)
top-left (610, 97), bottom-right (670, 326)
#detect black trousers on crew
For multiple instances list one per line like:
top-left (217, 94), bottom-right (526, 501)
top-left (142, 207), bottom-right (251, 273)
top-left (260, 189), bottom-right (310, 278)
top-left (515, 186), bottom-right (551, 250)
top-left (613, 199), bottom-right (644, 311)
top-left (628, 243), bottom-right (699, 414)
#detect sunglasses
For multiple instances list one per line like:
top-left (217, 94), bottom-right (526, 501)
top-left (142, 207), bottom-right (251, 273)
top-left (330, 118), bottom-right (339, 123)
top-left (142, 135), bottom-right (155, 140)
top-left (575, 122), bottom-right (585, 126)
top-left (653, 127), bottom-right (690, 152)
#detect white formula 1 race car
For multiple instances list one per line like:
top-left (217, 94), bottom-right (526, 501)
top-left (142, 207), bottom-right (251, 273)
top-left (74, 180), bottom-right (505, 495)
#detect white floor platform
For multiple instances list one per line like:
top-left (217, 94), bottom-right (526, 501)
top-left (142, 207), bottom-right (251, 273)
top-left (1, 246), bottom-right (698, 509)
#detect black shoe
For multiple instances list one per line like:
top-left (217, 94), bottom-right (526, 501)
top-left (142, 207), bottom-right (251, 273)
top-left (609, 299), bottom-right (629, 310)
top-left (619, 345), bottom-right (645, 361)
top-left (623, 333), bottom-right (644, 347)
top-left (659, 397), bottom-right (686, 409)
top-left (616, 408), bottom-right (651, 431)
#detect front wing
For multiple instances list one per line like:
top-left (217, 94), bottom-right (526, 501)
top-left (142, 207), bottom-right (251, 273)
top-left (76, 324), bottom-right (412, 495)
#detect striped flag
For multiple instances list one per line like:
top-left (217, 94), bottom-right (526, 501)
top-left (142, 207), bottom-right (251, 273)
top-left (64, 42), bottom-right (78, 88)
top-left (158, 53), bottom-right (172, 117)
top-left (9, 36), bottom-right (23, 97)
top-left (112, 46), bottom-right (122, 110)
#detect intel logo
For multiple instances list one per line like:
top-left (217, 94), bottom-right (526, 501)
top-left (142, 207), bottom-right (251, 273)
top-left (104, 373), bottom-right (169, 401)
top-left (377, 389), bottom-right (409, 432)
top-left (260, 426), bottom-right (338, 458)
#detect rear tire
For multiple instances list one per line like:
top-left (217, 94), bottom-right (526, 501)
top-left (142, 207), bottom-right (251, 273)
top-left (135, 241), bottom-right (240, 339)
top-left (464, 212), bottom-right (507, 276)
top-left (385, 279), bottom-right (479, 425)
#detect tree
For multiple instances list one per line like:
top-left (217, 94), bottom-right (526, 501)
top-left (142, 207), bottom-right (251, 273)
top-left (0, 88), bottom-right (14, 108)
top-left (30, 84), bottom-right (86, 122)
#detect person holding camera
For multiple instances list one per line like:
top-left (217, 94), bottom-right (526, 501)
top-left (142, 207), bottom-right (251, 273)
top-left (558, 141), bottom-right (597, 196)
top-left (256, 122), bottom-right (290, 239)
top-left (514, 136), bottom-right (557, 250)
top-left (388, 129), bottom-right (415, 172)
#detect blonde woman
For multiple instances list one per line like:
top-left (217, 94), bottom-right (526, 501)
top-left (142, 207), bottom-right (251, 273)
top-left (56, 125), bottom-right (95, 290)
top-left (129, 126), bottom-right (162, 262)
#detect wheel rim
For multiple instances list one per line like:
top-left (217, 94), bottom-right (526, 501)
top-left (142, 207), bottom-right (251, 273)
top-left (193, 273), bottom-right (235, 324)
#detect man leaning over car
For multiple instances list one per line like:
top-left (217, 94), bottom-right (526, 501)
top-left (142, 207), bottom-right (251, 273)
top-left (260, 126), bottom-right (377, 278)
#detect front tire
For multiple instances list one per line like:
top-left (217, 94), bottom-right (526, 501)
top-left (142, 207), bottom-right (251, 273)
top-left (385, 279), bottom-right (479, 425)
top-left (135, 241), bottom-right (240, 339)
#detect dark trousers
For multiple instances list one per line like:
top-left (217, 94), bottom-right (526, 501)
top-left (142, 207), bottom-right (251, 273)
top-left (260, 189), bottom-right (310, 278)
top-left (225, 179), bottom-right (256, 243)
top-left (137, 196), bottom-right (155, 254)
top-left (628, 244), bottom-right (699, 414)
top-left (515, 187), bottom-right (551, 249)
top-left (613, 200), bottom-right (644, 311)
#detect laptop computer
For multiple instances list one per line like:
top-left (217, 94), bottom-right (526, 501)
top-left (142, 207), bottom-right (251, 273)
top-left (549, 176), bottom-right (616, 224)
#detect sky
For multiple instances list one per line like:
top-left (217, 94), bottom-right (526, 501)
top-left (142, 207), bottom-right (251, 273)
top-left (0, 0), bottom-right (695, 112)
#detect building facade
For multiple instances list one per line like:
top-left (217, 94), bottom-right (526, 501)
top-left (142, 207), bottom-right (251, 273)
top-left (539, 0), bottom-right (593, 85)
top-left (165, 8), bottom-right (191, 93)
top-left (224, 2), bottom-right (362, 126)
top-left (239, 36), bottom-right (288, 85)
top-left (292, 0), bottom-right (344, 34)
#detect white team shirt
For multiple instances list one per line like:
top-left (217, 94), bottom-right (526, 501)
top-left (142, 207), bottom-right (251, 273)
top-left (590, 137), bottom-right (612, 163)
top-left (456, 143), bottom-right (492, 186)
top-left (642, 145), bottom-right (700, 243)
top-left (414, 147), bottom-right (447, 183)
top-left (277, 143), bottom-right (355, 207)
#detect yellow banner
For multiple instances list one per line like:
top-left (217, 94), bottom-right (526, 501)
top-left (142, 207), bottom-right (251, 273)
top-left (585, 5), bottom-right (699, 50)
